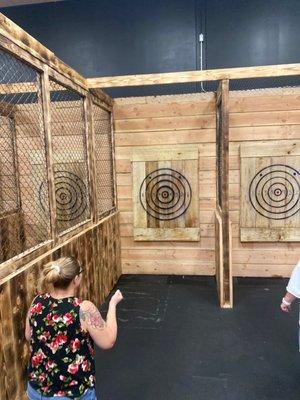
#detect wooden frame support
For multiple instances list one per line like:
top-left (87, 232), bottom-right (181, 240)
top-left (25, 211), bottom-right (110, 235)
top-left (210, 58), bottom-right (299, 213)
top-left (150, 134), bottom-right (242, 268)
top-left (41, 66), bottom-right (58, 244)
top-left (215, 80), bottom-right (233, 308)
top-left (87, 63), bottom-right (300, 89)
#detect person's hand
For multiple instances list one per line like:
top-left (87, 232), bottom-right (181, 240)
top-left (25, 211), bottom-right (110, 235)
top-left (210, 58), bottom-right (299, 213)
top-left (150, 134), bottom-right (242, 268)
top-left (110, 290), bottom-right (123, 307)
top-left (280, 302), bottom-right (291, 313)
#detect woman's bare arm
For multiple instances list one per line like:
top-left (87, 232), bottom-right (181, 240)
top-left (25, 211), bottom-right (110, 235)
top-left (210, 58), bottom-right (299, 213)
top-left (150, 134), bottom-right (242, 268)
top-left (25, 310), bottom-right (31, 341)
top-left (80, 290), bottom-right (123, 350)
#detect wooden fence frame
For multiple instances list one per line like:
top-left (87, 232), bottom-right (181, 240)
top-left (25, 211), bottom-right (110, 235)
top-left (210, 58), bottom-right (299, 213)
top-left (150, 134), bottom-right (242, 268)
top-left (0, 13), bottom-right (117, 281)
top-left (86, 46), bottom-right (300, 309)
top-left (1, 11), bottom-right (300, 303)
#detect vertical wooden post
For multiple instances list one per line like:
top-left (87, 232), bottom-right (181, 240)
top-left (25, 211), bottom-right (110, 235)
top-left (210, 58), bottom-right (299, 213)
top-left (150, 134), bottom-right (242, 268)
top-left (84, 95), bottom-right (98, 224)
top-left (41, 66), bottom-right (58, 244)
top-left (110, 106), bottom-right (118, 211)
top-left (215, 79), bottom-right (233, 308)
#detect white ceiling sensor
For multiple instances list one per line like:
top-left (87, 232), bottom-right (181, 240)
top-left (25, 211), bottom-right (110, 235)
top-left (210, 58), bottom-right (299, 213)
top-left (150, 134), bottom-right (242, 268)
top-left (0, 0), bottom-right (64, 7)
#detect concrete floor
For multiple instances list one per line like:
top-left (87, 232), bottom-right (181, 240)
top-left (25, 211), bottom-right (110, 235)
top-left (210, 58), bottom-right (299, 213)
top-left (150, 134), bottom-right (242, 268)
top-left (95, 275), bottom-right (300, 400)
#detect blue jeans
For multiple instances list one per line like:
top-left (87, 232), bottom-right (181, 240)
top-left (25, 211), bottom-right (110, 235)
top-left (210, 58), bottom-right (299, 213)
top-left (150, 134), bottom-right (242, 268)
top-left (27, 382), bottom-right (97, 400)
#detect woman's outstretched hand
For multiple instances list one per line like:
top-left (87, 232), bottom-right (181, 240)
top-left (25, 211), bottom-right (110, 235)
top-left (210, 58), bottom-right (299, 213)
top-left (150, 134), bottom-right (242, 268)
top-left (110, 289), bottom-right (123, 307)
top-left (280, 302), bottom-right (291, 313)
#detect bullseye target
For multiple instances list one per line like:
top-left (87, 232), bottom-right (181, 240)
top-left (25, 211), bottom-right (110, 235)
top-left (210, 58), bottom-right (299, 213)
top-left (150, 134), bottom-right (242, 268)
top-left (139, 168), bottom-right (192, 220)
top-left (249, 164), bottom-right (300, 220)
top-left (39, 170), bottom-right (87, 221)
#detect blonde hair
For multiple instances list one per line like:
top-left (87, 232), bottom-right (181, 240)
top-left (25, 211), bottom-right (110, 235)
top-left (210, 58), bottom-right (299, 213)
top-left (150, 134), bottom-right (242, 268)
top-left (42, 256), bottom-right (81, 289)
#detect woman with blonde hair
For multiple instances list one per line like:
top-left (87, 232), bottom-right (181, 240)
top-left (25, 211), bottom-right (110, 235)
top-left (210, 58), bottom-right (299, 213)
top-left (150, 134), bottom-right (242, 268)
top-left (25, 256), bottom-right (123, 400)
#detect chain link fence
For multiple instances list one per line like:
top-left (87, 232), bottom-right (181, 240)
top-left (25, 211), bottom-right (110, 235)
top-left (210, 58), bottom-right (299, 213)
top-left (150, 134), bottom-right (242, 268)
top-left (0, 49), bottom-right (51, 263)
top-left (92, 102), bottom-right (115, 217)
top-left (47, 79), bottom-right (91, 234)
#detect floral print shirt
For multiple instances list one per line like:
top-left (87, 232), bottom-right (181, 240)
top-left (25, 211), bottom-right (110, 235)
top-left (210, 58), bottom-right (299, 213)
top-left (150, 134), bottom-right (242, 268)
top-left (28, 293), bottom-right (95, 399)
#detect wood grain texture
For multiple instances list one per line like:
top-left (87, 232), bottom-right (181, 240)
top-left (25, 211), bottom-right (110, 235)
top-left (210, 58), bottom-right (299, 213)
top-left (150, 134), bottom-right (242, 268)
top-left (0, 212), bottom-right (121, 400)
top-left (115, 87), bottom-right (300, 278)
top-left (132, 148), bottom-right (199, 241)
top-left (240, 143), bottom-right (300, 242)
top-left (216, 80), bottom-right (233, 307)
top-left (87, 63), bottom-right (300, 88)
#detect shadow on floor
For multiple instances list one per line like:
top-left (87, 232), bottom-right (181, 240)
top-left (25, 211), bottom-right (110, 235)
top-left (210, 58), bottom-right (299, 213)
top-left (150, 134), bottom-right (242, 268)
top-left (95, 275), bottom-right (300, 400)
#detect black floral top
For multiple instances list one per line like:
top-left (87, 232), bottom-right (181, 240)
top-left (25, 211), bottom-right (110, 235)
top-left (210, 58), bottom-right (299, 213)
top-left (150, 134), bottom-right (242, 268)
top-left (28, 293), bottom-right (95, 399)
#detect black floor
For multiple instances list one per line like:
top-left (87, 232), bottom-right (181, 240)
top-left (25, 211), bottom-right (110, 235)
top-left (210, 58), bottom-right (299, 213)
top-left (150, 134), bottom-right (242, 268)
top-left (95, 275), bottom-right (300, 400)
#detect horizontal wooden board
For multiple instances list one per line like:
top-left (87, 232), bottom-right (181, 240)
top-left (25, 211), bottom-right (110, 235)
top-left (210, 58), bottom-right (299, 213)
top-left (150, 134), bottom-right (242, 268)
top-left (241, 228), bottom-right (300, 242)
top-left (115, 129), bottom-right (215, 147)
top-left (115, 125), bottom-right (300, 147)
top-left (233, 263), bottom-right (296, 277)
top-left (115, 114), bottom-right (215, 133)
top-left (134, 228), bottom-right (200, 241)
top-left (114, 100), bottom-right (215, 119)
top-left (115, 110), bottom-right (300, 133)
top-left (131, 145), bottom-right (198, 161)
top-left (88, 63), bottom-right (300, 88)
top-left (121, 236), bottom-right (215, 248)
top-left (121, 248), bottom-right (214, 261)
top-left (232, 249), bottom-right (300, 264)
top-left (116, 156), bottom-right (222, 173)
top-left (122, 260), bottom-right (215, 275)
top-left (114, 95), bottom-right (300, 120)
top-left (240, 140), bottom-right (300, 157)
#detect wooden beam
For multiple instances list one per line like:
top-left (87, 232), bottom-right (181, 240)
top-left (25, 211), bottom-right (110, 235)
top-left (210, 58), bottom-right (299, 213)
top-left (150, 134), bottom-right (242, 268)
top-left (215, 80), bottom-right (233, 308)
top-left (90, 88), bottom-right (114, 108)
top-left (87, 63), bottom-right (300, 88)
top-left (41, 66), bottom-right (58, 244)
top-left (84, 95), bottom-right (98, 223)
top-left (0, 82), bottom-right (37, 95)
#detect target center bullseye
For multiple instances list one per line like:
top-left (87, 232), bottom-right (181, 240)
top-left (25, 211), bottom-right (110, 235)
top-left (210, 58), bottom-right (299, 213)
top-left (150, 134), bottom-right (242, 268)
top-left (274, 188), bottom-right (283, 196)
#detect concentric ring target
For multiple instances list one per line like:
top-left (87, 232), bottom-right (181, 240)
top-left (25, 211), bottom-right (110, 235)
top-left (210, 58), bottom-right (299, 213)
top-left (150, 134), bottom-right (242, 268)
top-left (249, 164), bottom-right (300, 220)
top-left (39, 170), bottom-right (87, 221)
top-left (139, 168), bottom-right (192, 220)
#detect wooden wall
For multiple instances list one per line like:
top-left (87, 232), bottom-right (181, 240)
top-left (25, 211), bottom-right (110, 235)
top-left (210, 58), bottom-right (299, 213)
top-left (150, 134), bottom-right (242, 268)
top-left (0, 212), bottom-right (121, 400)
top-left (114, 87), bottom-right (300, 277)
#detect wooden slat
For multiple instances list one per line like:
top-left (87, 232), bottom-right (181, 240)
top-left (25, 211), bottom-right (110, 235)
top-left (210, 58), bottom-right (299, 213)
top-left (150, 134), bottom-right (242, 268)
top-left (41, 66), bottom-right (58, 243)
top-left (122, 248), bottom-right (214, 261)
top-left (87, 63), bottom-right (300, 88)
top-left (134, 228), bottom-right (200, 241)
top-left (240, 140), bottom-right (300, 157)
top-left (114, 94), bottom-right (300, 119)
top-left (132, 145), bottom-right (198, 161)
top-left (84, 95), bottom-right (98, 223)
top-left (114, 100), bottom-right (215, 119)
top-left (122, 260), bottom-right (215, 275)
top-left (241, 227), bottom-right (300, 242)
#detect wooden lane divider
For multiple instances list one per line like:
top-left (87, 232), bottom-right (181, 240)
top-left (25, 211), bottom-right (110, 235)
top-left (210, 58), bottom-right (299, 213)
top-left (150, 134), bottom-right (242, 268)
top-left (87, 63), bottom-right (300, 89)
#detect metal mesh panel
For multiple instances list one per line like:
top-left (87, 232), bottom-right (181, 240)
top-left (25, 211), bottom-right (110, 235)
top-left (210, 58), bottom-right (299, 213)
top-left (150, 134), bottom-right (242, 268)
top-left (92, 103), bottom-right (115, 217)
top-left (0, 49), bottom-right (51, 263)
top-left (48, 79), bottom-right (90, 234)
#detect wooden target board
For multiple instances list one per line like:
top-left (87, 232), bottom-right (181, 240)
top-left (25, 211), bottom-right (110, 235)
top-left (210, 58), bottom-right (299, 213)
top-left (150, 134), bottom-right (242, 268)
top-left (132, 146), bottom-right (199, 241)
top-left (240, 141), bottom-right (300, 242)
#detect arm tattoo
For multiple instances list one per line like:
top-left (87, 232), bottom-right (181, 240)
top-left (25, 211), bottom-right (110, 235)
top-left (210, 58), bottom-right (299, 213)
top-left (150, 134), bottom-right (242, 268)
top-left (80, 304), bottom-right (106, 329)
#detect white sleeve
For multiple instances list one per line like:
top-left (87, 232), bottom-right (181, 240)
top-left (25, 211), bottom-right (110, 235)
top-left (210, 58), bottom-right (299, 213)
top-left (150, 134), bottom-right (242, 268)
top-left (286, 260), bottom-right (300, 298)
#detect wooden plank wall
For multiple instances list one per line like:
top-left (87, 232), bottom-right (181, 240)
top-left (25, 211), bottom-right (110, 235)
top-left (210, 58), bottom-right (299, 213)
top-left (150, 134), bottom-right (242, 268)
top-left (114, 93), bottom-right (216, 275)
top-left (114, 87), bottom-right (300, 277)
top-left (0, 212), bottom-right (121, 400)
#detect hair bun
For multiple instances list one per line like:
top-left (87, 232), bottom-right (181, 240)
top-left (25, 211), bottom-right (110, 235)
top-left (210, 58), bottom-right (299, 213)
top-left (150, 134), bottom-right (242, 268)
top-left (52, 264), bottom-right (61, 274)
